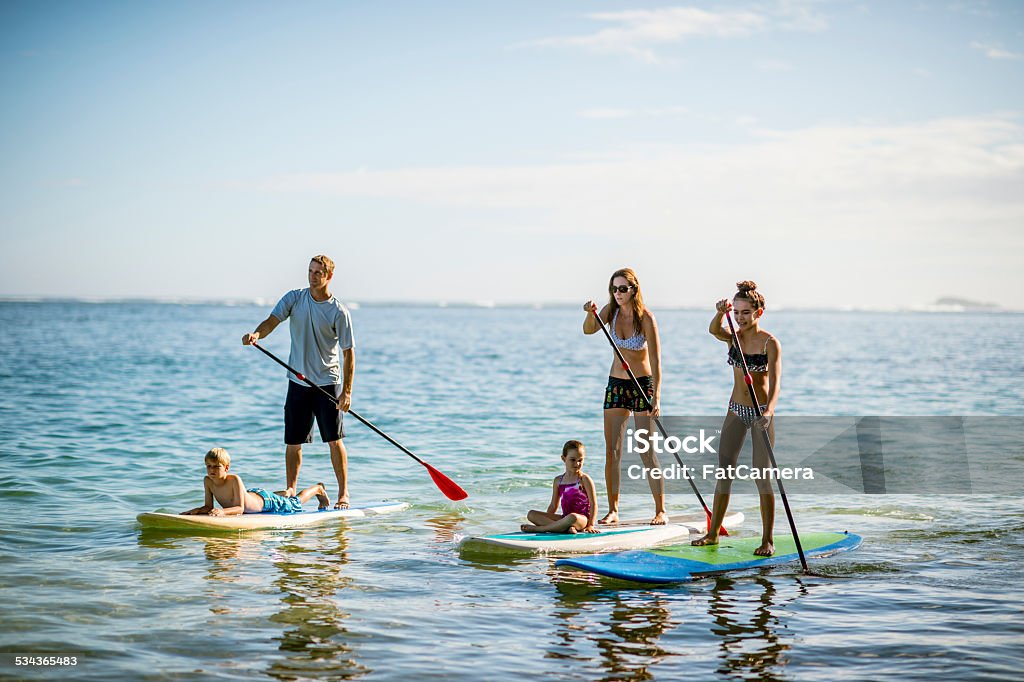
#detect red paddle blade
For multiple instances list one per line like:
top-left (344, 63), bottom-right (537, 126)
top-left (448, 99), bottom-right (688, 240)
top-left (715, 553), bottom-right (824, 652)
top-left (707, 510), bottom-right (730, 537)
top-left (424, 462), bottom-right (468, 501)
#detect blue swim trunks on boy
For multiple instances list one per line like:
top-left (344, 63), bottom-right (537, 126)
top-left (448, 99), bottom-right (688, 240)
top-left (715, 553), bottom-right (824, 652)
top-left (249, 488), bottom-right (304, 514)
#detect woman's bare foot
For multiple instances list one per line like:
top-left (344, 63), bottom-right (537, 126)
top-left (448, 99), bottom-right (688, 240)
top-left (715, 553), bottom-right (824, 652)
top-left (754, 541), bottom-right (775, 556)
top-left (598, 511), bottom-right (619, 524)
top-left (691, 533), bottom-right (720, 547)
top-left (650, 511), bottom-right (668, 526)
top-left (521, 523), bottom-right (539, 532)
top-left (315, 482), bottom-right (330, 510)
top-left (334, 496), bottom-right (350, 510)
top-left (566, 526), bottom-right (578, 534)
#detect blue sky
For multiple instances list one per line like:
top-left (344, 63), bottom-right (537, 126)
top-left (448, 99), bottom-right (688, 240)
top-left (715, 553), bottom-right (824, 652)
top-left (1, 1), bottom-right (1021, 308)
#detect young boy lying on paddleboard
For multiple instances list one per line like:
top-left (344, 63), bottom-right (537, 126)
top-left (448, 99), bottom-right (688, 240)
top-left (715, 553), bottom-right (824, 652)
top-left (181, 448), bottom-right (329, 516)
top-left (521, 440), bottom-right (599, 534)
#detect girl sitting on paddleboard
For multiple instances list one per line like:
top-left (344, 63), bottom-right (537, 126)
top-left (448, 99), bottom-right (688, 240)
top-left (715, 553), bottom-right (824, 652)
top-left (692, 281), bottom-right (781, 556)
top-left (583, 268), bottom-right (668, 525)
top-left (521, 440), bottom-right (599, 534)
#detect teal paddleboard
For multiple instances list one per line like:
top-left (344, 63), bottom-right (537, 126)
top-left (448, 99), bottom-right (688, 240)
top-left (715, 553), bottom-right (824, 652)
top-left (556, 531), bottom-right (861, 583)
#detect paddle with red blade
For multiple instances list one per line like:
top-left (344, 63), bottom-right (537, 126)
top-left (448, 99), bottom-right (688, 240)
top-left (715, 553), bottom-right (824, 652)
top-left (723, 308), bottom-right (806, 571)
top-left (588, 306), bottom-right (727, 536)
top-left (250, 341), bottom-right (468, 501)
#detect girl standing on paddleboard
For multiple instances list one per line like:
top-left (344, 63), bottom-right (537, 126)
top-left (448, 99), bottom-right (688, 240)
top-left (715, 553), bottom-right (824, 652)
top-left (692, 281), bottom-right (781, 556)
top-left (583, 268), bottom-right (668, 525)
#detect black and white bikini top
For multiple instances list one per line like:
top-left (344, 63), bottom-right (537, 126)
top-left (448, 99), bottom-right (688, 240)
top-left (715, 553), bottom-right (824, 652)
top-left (610, 308), bottom-right (647, 351)
top-left (727, 337), bottom-right (770, 373)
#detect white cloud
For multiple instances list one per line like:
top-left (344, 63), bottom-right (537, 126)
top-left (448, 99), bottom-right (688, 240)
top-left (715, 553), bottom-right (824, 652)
top-left (240, 113), bottom-right (1024, 308)
top-left (251, 113), bottom-right (1024, 245)
top-left (971, 41), bottom-right (1023, 60)
top-left (525, 2), bottom-right (828, 62)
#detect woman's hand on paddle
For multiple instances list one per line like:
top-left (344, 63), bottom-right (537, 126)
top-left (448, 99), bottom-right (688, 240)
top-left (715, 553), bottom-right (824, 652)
top-left (583, 300), bottom-right (598, 314)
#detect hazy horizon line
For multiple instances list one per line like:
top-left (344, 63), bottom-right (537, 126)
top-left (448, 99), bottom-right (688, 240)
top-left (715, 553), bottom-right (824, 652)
top-left (0, 295), bottom-right (1012, 314)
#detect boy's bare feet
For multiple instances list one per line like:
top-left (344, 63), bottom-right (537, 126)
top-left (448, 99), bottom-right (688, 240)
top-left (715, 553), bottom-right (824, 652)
top-left (754, 541), bottom-right (775, 556)
top-left (315, 482), bottom-right (330, 510)
top-left (598, 511), bottom-right (619, 524)
top-left (691, 533), bottom-right (720, 547)
top-left (650, 511), bottom-right (668, 526)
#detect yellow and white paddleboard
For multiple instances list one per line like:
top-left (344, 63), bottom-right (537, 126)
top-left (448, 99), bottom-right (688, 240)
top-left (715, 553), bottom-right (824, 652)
top-left (137, 501), bottom-right (409, 531)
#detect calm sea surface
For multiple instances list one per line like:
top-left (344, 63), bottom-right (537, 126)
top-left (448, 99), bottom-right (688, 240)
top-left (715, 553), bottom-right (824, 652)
top-left (0, 302), bottom-right (1022, 681)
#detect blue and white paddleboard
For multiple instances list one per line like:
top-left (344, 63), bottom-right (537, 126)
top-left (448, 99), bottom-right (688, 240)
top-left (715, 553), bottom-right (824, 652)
top-left (459, 511), bottom-right (744, 554)
top-left (556, 531), bottom-right (862, 583)
top-left (137, 501), bottom-right (409, 531)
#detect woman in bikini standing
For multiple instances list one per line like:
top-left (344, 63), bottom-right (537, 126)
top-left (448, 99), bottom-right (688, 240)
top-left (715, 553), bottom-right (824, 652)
top-left (692, 280), bottom-right (781, 555)
top-left (583, 268), bottom-right (668, 526)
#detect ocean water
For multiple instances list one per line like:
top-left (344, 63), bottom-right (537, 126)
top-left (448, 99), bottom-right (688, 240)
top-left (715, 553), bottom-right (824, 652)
top-left (0, 302), bottom-right (1022, 681)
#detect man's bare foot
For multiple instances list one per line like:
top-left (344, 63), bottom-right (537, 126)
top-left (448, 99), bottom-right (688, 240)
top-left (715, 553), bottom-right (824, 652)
top-left (691, 533), bottom-right (720, 547)
top-left (521, 524), bottom-right (539, 532)
top-left (334, 496), bottom-right (350, 510)
top-left (315, 482), bottom-right (330, 510)
top-left (284, 487), bottom-right (296, 498)
top-left (650, 511), bottom-right (668, 526)
top-left (754, 541), bottom-right (775, 556)
top-left (598, 511), bottom-right (619, 524)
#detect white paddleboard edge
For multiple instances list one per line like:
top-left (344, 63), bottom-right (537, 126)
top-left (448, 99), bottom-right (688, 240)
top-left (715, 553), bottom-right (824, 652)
top-left (137, 501), bottom-right (409, 531)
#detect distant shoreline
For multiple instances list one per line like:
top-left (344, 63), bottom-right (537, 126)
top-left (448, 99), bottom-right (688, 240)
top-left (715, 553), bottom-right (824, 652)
top-left (0, 297), bottom-right (1015, 313)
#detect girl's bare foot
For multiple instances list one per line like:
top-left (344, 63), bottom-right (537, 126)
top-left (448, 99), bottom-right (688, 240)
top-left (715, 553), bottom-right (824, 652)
top-left (567, 527), bottom-right (578, 534)
top-left (521, 524), bottom-right (539, 532)
top-left (650, 511), bottom-right (668, 526)
top-left (598, 511), bottom-right (619, 524)
top-left (691, 533), bottom-right (719, 547)
top-left (315, 482), bottom-right (330, 510)
top-left (754, 541), bottom-right (775, 556)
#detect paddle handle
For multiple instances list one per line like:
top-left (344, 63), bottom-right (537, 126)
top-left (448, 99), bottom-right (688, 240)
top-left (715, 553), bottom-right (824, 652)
top-left (723, 310), bottom-right (807, 571)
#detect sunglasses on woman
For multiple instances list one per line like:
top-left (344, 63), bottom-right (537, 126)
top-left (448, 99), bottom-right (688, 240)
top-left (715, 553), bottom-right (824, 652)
top-left (609, 285), bottom-right (634, 294)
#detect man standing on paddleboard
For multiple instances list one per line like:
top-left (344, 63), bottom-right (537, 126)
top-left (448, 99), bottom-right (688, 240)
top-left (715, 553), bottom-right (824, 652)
top-left (242, 255), bottom-right (355, 510)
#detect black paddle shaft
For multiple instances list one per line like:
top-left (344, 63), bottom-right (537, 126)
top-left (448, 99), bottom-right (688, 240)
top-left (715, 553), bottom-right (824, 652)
top-left (250, 341), bottom-right (427, 466)
top-left (723, 309), bottom-right (808, 571)
top-left (589, 308), bottom-right (714, 515)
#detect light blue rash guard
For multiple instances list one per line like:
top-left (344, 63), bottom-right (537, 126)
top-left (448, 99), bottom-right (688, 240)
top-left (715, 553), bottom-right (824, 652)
top-left (270, 288), bottom-right (354, 386)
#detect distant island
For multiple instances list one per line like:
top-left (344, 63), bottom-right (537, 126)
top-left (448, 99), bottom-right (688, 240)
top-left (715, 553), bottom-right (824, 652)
top-left (934, 297), bottom-right (1000, 311)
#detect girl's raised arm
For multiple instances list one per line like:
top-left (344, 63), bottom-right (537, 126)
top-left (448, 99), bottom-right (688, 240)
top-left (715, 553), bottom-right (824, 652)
top-left (709, 300), bottom-right (733, 342)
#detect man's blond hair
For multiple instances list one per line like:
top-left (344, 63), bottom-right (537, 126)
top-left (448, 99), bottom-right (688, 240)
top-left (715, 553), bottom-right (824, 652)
top-left (311, 254), bottom-right (335, 276)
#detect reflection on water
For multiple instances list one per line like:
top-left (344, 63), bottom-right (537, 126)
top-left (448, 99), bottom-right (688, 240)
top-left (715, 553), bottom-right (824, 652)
top-left (138, 526), bottom-right (368, 680)
top-left (593, 595), bottom-right (675, 681)
top-left (547, 563), bottom-right (813, 681)
top-left (265, 524), bottom-right (367, 681)
top-left (548, 578), bottom-right (677, 681)
top-left (706, 575), bottom-right (804, 681)
top-left (422, 511), bottom-right (466, 545)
